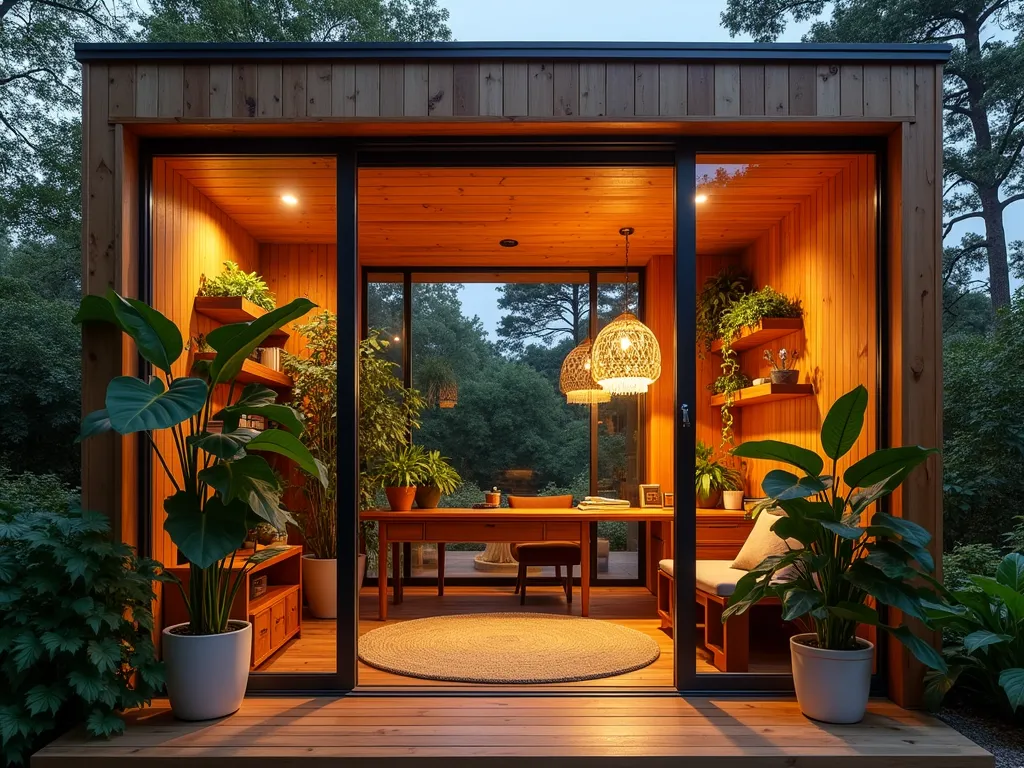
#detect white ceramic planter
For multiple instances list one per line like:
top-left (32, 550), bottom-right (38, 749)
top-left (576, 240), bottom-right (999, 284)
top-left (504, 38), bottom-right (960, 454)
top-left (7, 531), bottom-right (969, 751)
top-left (162, 621), bottom-right (251, 721)
top-left (302, 554), bottom-right (367, 619)
top-left (790, 633), bottom-right (874, 723)
top-left (722, 490), bottom-right (744, 510)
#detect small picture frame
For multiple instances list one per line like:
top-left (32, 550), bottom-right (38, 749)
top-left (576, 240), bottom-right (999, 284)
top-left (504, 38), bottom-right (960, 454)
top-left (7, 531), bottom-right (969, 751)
top-left (663, 492), bottom-right (674, 508)
top-left (639, 484), bottom-right (662, 508)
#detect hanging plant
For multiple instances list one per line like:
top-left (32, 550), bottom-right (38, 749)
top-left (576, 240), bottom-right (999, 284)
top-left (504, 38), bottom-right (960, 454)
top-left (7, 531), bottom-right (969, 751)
top-left (418, 356), bottom-right (459, 409)
top-left (696, 267), bottom-right (750, 355)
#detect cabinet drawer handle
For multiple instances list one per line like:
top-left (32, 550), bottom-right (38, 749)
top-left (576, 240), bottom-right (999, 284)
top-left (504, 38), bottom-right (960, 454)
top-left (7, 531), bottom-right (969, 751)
top-left (260, 627), bottom-right (268, 636)
top-left (484, 523), bottom-right (496, 528)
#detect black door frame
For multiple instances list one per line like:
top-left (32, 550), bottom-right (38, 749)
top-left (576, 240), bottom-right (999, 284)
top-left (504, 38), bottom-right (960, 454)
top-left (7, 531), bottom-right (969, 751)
top-left (136, 134), bottom-right (887, 696)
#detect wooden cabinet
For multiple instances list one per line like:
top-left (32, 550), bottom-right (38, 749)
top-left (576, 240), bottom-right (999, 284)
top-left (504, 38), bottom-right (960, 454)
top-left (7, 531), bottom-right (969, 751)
top-left (164, 545), bottom-right (303, 670)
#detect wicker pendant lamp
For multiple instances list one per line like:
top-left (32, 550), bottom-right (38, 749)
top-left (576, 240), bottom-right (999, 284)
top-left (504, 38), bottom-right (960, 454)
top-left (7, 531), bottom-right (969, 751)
top-left (591, 228), bottom-right (662, 395)
top-left (559, 337), bottom-right (612, 405)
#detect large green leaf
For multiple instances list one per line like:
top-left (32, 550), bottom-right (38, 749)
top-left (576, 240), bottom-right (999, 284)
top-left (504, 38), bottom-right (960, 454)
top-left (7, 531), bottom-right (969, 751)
top-left (963, 630), bottom-right (1011, 654)
top-left (865, 541), bottom-right (917, 579)
top-left (819, 518), bottom-right (865, 540)
top-left (820, 385), bottom-right (868, 460)
top-left (187, 428), bottom-right (260, 461)
top-left (868, 511), bottom-right (933, 549)
top-left (78, 409), bottom-right (112, 442)
top-left (770, 514), bottom-right (816, 547)
top-left (217, 401), bottom-right (304, 437)
top-left (163, 491), bottom-right (247, 569)
top-left (996, 553), bottom-right (1024, 592)
top-left (781, 588), bottom-right (822, 621)
top-left (999, 668), bottom-right (1024, 711)
top-left (108, 290), bottom-right (183, 374)
top-left (848, 472), bottom-right (902, 516)
top-left (208, 298), bottom-right (315, 385)
top-left (972, 575), bottom-right (1024, 623)
top-left (887, 625), bottom-right (947, 673)
top-left (246, 429), bottom-right (327, 486)
top-left (828, 602), bottom-right (880, 625)
top-left (105, 376), bottom-right (207, 434)
top-left (199, 454), bottom-right (293, 531)
top-left (761, 469), bottom-right (829, 501)
top-left (74, 293), bottom-right (122, 327)
top-left (843, 446), bottom-right (937, 490)
top-left (732, 439), bottom-right (824, 477)
top-left (845, 561), bottom-right (929, 621)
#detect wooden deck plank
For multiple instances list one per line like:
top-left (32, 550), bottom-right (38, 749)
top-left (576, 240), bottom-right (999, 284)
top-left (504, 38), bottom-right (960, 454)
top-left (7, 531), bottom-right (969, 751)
top-left (33, 695), bottom-right (991, 766)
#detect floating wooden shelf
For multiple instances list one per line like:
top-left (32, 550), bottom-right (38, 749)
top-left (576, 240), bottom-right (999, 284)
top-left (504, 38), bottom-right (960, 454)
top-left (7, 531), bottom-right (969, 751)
top-left (711, 318), bottom-right (803, 354)
top-left (193, 352), bottom-right (292, 389)
top-left (710, 382), bottom-right (813, 408)
top-left (193, 296), bottom-right (289, 348)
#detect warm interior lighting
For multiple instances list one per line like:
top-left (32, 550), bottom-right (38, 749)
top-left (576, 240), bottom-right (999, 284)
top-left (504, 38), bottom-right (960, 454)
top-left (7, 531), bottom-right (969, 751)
top-left (281, 194), bottom-right (299, 206)
top-left (559, 338), bottom-right (612, 405)
top-left (393, 335), bottom-right (401, 343)
top-left (695, 193), bottom-right (708, 204)
top-left (591, 228), bottom-right (662, 395)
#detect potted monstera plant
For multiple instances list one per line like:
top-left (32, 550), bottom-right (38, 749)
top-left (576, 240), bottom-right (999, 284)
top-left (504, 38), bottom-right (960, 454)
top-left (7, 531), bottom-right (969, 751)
top-left (724, 385), bottom-right (946, 724)
top-left (76, 289), bottom-right (324, 721)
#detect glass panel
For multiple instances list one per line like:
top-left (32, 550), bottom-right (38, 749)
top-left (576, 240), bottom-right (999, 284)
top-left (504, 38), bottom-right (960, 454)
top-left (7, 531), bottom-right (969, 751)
top-left (694, 153), bottom-right (878, 675)
top-left (595, 272), bottom-right (641, 580)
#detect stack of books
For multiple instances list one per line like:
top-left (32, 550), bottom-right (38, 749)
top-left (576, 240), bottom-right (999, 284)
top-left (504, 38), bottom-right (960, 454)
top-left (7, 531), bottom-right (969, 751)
top-left (577, 496), bottom-right (631, 511)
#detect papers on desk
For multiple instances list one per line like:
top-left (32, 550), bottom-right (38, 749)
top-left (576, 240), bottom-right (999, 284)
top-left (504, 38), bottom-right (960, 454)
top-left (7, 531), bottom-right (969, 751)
top-left (576, 496), bottom-right (631, 510)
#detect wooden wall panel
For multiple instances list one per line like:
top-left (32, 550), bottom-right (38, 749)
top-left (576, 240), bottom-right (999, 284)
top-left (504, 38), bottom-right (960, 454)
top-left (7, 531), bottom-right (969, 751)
top-left (149, 159), bottom-right (261, 571)
top-left (259, 244), bottom-right (339, 357)
top-left (724, 156), bottom-right (877, 505)
top-left (644, 252), bottom-right (675, 496)
top-left (104, 59), bottom-right (925, 122)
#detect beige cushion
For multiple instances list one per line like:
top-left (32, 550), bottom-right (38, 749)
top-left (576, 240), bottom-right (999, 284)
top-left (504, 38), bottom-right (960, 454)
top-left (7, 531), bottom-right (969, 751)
top-left (730, 511), bottom-right (798, 571)
top-left (695, 560), bottom-right (747, 597)
top-left (659, 559), bottom-right (674, 577)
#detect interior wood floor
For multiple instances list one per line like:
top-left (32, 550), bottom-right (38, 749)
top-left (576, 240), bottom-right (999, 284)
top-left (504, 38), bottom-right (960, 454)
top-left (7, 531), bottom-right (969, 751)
top-left (260, 585), bottom-right (791, 685)
top-left (34, 695), bottom-right (993, 766)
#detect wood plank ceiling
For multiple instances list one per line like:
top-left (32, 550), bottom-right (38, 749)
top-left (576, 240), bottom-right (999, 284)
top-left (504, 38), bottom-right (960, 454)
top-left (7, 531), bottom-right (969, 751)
top-left (164, 154), bottom-right (860, 263)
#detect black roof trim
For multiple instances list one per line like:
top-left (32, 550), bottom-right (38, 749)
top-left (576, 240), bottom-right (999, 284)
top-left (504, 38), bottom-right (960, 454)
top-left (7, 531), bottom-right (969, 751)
top-left (74, 41), bottom-right (952, 63)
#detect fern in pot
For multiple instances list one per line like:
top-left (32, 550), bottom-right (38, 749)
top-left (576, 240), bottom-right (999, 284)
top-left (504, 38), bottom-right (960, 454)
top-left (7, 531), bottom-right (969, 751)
top-left (695, 440), bottom-right (741, 509)
top-left (282, 310), bottom-right (348, 618)
top-left (76, 290), bottom-right (324, 720)
top-left (724, 385), bottom-right (945, 723)
top-left (379, 445), bottom-right (428, 512)
top-left (415, 450), bottom-right (462, 509)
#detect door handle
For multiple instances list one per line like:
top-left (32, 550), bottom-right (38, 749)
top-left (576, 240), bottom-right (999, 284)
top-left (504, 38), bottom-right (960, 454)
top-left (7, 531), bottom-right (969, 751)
top-left (681, 403), bottom-right (691, 428)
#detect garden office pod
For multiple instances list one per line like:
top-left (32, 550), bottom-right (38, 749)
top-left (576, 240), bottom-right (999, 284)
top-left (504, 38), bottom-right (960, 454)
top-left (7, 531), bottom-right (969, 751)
top-left (50, 39), bottom-right (991, 766)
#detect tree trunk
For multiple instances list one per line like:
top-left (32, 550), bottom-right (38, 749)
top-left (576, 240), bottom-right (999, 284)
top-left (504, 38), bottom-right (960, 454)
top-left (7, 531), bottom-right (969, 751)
top-left (980, 186), bottom-right (1011, 310)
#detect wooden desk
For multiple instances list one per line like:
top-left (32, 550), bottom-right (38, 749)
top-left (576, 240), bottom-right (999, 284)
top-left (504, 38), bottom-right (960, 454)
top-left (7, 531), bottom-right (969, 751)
top-left (360, 508), bottom-right (674, 620)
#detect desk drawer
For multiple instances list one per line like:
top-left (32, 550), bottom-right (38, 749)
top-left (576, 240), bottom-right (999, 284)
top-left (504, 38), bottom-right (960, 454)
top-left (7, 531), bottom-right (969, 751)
top-left (696, 518), bottom-right (754, 560)
top-left (425, 522), bottom-right (544, 542)
top-left (545, 522), bottom-right (582, 540)
top-left (384, 522), bottom-right (423, 540)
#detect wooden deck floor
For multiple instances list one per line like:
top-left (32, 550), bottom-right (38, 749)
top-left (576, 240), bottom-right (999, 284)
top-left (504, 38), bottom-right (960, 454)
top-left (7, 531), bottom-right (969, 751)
top-left (33, 695), bottom-right (992, 766)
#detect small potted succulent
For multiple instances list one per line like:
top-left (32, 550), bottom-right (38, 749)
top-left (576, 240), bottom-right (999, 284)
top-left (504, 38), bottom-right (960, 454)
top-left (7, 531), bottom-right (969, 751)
top-left (379, 444), bottom-right (428, 511)
top-left (695, 440), bottom-right (741, 508)
top-left (764, 347), bottom-right (799, 385)
top-left (415, 450), bottom-right (462, 509)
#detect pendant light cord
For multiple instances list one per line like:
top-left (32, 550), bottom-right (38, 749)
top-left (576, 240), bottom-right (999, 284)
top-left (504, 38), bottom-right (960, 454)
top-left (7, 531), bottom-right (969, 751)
top-left (623, 229), bottom-right (631, 312)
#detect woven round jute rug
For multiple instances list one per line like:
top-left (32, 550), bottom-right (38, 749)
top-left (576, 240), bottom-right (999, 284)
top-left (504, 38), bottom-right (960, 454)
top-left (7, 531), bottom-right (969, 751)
top-left (358, 612), bottom-right (660, 684)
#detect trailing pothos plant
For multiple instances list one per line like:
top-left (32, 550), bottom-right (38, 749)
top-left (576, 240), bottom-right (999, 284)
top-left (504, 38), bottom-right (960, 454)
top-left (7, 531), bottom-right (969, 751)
top-left (723, 385), bottom-right (946, 671)
top-left (75, 289), bottom-right (325, 636)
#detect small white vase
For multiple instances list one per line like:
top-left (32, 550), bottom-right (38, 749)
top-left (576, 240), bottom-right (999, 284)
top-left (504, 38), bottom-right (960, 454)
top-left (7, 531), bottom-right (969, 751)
top-left (790, 633), bottom-right (875, 723)
top-left (302, 555), bottom-right (337, 619)
top-left (162, 621), bottom-right (251, 721)
top-left (722, 490), bottom-right (744, 510)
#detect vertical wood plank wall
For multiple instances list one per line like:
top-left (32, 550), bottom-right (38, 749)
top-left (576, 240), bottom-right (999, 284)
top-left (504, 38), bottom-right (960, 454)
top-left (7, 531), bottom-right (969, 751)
top-left (734, 156), bottom-right (878, 496)
top-left (149, 159), bottom-right (261, 578)
top-left (258, 245), bottom-right (339, 353)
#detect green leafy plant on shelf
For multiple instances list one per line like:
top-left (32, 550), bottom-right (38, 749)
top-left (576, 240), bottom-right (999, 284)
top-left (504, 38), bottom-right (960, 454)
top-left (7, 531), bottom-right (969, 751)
top-left (695, 439), bottom-right (741, 507)
top-left (714, 286), bottom-right (802, 444)
top-left (925, 552), bottom-right (1024, 717)
top-left (724, 385), bottom-right (946, 669)
top-left (197, 260), bottom-right (276, 311)
top-left (0, 502), bottom-right (164, 766)
top-left (696, 266), bottom-right (750, 355)
top-left (283, 310), bottom-right (338, 560)
top-left (75, 289), bottom-right (324, 636)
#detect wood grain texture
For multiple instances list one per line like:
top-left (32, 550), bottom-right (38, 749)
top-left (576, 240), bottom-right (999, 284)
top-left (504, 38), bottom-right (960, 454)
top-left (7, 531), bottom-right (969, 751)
top-left (107, 65), bottom-right (135, 118)
top-left (579, 62), bottom-right (606, 116)
top-left (403, 62), bottom-right (428, 116)
top-left (453, 62), bottom-right (479, 116)
top-left (553, 62), bottom-right (579, 117)
top-left (816, 65), bottom-right (840, 117)
top-left (232, 64), bottom-right (257, 118)
top-left (479, 61), bottom-right (503, 116)
top-left (644, 252), bottom-right (674, 495)
top-left (686, 64), bottom-right (714, 116)
top-left (739, 65), bottom-right (765, 116)
top-left (428, 62), bottom-right (453, 116)
top-left (209, 64), bottom-right (232, 118)
top-left (183, 65), bottom-right (210, 118)
top-left (659, 63), bottom-right (687, 116)
top-left (863, 64), bottom-right (892, 117)
top-left (355, 63), bottom-right (380, 117)
top-left (840, 65), bottom-right (864, 116)
top-left (379, 62), bottom-right (405, 117)
top-left (634, 63), bottom-right (659, 116)
top-left (503, 61), bottom-right (529, 116)
top-left (135, 64), bottom-right (158, 117)
top-left (528, 62), bottom-right (554, 116)
top-left (256, 63), bottom-right (283, 117)
top-left (788, 65), bottom-right (816, 116)
top-left (714, 64), bottom-right (740, 116)
top-left (606, 62), bottom-right (635, 117)
top-left (890, 65), bottom-right (915, 116)
top-left (282, 63), bottom-right (307, 118)
top-left (764, 65), bottom-right (788, 115)
top-left (306, 62), bottom-right (333, 117)
top-left (331, 63), bottom-right (356, 117)
top-left (157, 65), bottom-right (184, 118)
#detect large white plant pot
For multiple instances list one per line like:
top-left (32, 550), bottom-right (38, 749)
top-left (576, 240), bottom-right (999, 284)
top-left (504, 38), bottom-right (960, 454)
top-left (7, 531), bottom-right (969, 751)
top-left (162, 621), bottom-right (251, 721)
top-left (302, 554), bottom-right (367, 619)
top-left (790, 633), bottom-right (875, 723)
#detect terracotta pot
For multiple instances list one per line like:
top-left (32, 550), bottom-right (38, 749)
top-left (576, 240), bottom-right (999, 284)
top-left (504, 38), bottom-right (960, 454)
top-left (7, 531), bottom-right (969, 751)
top-left (790, 634), bottom-right (874, 723)
top-left (771, 369), bottom-right (799, 385)
top-left (385, 486), bottom-right (417, 511)
top-left (415, 485), bottom-right (442, 509)
top-left (695, 489), bottom-right (722, 509)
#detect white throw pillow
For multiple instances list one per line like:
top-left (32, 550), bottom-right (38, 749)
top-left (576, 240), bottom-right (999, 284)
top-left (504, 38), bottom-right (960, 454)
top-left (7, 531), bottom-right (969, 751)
top-left (730, 511), bottom-right (798, 571)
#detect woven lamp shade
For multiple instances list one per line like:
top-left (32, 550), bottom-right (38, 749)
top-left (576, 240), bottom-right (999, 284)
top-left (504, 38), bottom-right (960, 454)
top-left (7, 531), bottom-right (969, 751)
top-left (591, 312), bottom-right (662, 395)
top-left (559, 338), bottom-right (612, 405)
top-left (437, 380), bottom-right (458, 409)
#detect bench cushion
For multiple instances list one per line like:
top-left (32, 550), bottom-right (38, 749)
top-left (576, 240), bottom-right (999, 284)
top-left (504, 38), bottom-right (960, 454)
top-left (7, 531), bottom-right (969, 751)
top-left (695, 560), bottom-right (748, 597)
top-left (511, 542), bottom-right (581, 565)
top-left (659, 559), bottom-right (674, 577)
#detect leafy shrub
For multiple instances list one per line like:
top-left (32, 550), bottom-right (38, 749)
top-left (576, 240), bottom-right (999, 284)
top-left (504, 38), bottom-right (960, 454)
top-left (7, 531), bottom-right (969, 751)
top-left (717, 286), bottom-right (802, 344)
top-left (0, 466), bottom-right (78, 514)
top-left (597, 521), bottom-right (628, 551)
top-left (927, 553), bottom-right (1024, 717)
top-left (943, 542), bottom-right (1001, 591)
top-left (696, 267), bottom-right (749, 353)
top-left (0, 502), bottom-right (164, 766)
top-left (197, 260), bottom-right (276, 310)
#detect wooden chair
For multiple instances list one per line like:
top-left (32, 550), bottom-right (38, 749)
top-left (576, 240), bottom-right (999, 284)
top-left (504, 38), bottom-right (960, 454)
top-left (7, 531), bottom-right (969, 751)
top-left (507, 495), bottom-right (578, 605)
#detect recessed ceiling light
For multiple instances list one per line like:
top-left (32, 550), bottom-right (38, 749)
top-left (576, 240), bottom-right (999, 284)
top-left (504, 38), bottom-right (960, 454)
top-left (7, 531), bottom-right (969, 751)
top-left (281, 194), bottom-right (299, 206)
top-left (499, 239), bottom-right (519, 248)
top-left (694, 193), bottom-right (708, 204)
